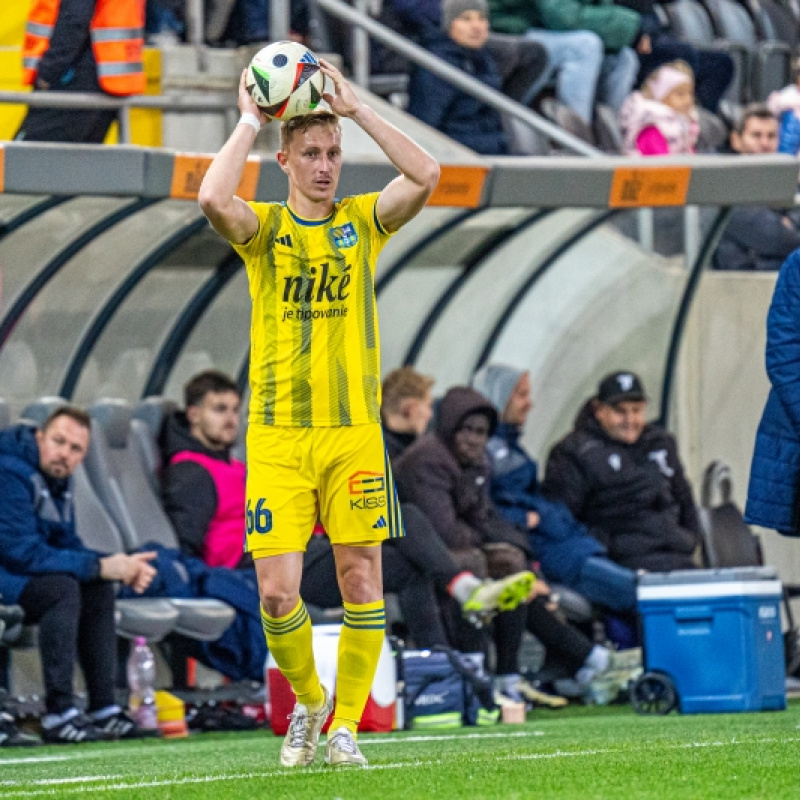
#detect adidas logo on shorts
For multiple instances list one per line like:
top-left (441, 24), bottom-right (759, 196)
top-left (372, 516), bottom-right (387, 529)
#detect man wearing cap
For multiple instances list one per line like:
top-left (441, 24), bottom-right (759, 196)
top-left (543, 371), bottom-right (700, 573)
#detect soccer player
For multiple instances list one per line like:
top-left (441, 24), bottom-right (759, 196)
top-left (198, 60), bottom-right (440, 767)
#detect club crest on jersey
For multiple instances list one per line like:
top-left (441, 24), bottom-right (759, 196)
top-left (331, 222), bottom-right (358, 249)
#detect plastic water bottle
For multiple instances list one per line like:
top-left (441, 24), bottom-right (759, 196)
top-left (126, 637), bottom-right (158, 729)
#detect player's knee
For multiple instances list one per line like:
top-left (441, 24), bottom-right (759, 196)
top-left (337, 561), bottom-right (382, 605)
top-left (259, 586), bottom-right (300, 618)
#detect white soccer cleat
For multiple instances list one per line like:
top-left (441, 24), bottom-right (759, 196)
top-left (462, 571), bottom-right (536, 625)
top-left (279, 686), bottom-right (333, 767)
top-left (324, 726), bottom-right (368, 766)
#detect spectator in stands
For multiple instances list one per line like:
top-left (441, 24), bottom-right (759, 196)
top-left (161, 370), bottom-right (247, 570)
top-left (16, 0), bottom-right (146, 144)
top-left (713, 104), bottom-right (800, 272)
top-left (0, 407), bottom-right (157, 744)
top-left (386, 0), bottom-right (548, 111)
top-left (472, 364), bottom-right (638, 613)
top-left (487, 2), bottom-right (628, 123)
top-left (520, 0), bottom-right (646, 115)
top-left (767, 60), bottom-right (800, 156)
top-left (394, 385), bottom-right (641, 705)
top-left (613, 0), bottom-right (733, 114)
top-left (745, 249), bottom-right (800, 535)
top-left (619, 60), bottom-right (699, 155)
top-left (406, 0), bottom-right (517, 154)
top-left (544, 371), bottom-right (701, 573)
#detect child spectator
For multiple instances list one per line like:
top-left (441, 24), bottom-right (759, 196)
top-left (619, 60), bottom-right (699, 155)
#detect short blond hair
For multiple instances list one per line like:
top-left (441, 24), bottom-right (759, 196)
top-left (280, 111), bottom-right (341, 152)
top-left (382, 367), bottom-right (434, 415)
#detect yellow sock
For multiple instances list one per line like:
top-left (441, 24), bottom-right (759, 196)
top-left (261, 599), bottom-right (324, 710)
top-left (331, 599), bottom-right (386, 735)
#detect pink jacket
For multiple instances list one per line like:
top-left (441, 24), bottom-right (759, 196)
top-left (170, 451), bottom-right (246, 569)
top-left (619, 91), bottom-right (699, 156)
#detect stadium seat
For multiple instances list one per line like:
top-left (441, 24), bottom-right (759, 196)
top-left (701, 0), bottom-right (790, 99)
top-left (131, 395), bottom-right (178, 493)
top-left (592, 104), bottom-right (624, 154)
top-left (661, 0), bottom-right (750, 102)
top-left (83, 398), bottom-right (236, 642)
top-left (18, 398), bottom-right (180, 643)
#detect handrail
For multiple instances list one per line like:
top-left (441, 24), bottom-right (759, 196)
top-left (310, 0), bottom-right (604, 158)
top-left (0, 89), bottom-right (239, 144)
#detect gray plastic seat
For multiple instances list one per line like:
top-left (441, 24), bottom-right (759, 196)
top-left (84, 398), bottom-right (235, 641)
top-left (703, 0), bottom-right (790, 100)
top-left (663, 0), bottom-right (749, 102)
top-left (131, 396), bottom-right (178, 493)
top-left (14, 398), bottom-right (179, 643)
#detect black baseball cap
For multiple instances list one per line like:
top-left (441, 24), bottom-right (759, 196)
top-left (597, 371), bottom-right (647, 405)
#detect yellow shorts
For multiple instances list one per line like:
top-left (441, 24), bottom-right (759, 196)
top-left (245, 422), bottom-right (404, 558)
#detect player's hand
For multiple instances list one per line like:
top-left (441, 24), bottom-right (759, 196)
top-left (238, 69), bottom-right (270, 125)
top-left (318, 58), bottom-right (362, 118)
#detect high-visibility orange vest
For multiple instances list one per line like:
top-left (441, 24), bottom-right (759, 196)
top-left (22, 0), bottom-right (145, 96)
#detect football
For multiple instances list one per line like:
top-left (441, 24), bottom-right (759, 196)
top-left (245, 41), bottom-right (326, 120)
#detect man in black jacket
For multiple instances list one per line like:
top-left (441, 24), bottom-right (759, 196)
top-left (543, 371), bottom-right (700, 573)
top-left (713, 104), bottom-right (800, 272)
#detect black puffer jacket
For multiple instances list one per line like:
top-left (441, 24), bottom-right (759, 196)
top-left (393, 387), bottom-right (531, 557)
top-left (542, 401), bottom-right (700, 572)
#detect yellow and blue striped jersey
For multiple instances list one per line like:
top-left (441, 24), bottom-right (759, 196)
top-left (232, 192), bottom-right (393, 427)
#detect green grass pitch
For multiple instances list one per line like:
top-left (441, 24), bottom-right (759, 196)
top-left (3, 701), bottom-right (800, 799)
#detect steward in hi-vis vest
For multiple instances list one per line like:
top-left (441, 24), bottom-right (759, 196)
top-left (16, 0), bottom-right (145, 143)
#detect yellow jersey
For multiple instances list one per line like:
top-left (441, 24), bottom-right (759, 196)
top-left (232, 192), bottom-right (393, 427)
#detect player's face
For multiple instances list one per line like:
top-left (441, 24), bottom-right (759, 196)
top-left (280, 125), bottom-right (343, 205)
top-left (449, 10), bottom-right (489, 49)
top-left (731, 117), bottom-right (779, 154)
top-left (36, 416), bottom-right (89, 479)
top-left (503, 373), bottom-right (532, 427)
top-left (452, 412), bottom-right (491, 466)
top-left (594, 400), bottom-right (647, 445)
top-left (188, 390), bottom-right (240, 450)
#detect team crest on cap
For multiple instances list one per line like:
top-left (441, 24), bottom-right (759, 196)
top-left (331, 222), bottom-right (358, 249)
top-left (617, 373), bottom-right (635, 391)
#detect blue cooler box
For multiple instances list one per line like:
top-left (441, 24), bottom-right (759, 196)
top-left (637, 567), bottom-right (786, 713)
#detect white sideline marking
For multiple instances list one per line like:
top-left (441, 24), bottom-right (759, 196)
top-left (0, 729), bottom-right (544, 767)
top-left (3, 733), bottom-right (799, 796)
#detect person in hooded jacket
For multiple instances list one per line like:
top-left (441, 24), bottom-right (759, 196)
top-left (0, 406), bottom-right (157, 744)
top-left (394, 385), bottom-right (642, 705)
top-left (472, 364), bottom-right (637, 613)
top-left (543, 371), bottom-right (700, 573)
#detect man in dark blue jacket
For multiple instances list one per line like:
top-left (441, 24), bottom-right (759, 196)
top-left (472, 364), bottom-right (637, 613)
top-left (0, 407), bottom-right (157, 744)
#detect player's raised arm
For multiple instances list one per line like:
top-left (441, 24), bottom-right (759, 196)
top-left (318, 59), bottom-right (440, 233)
top-left (197, 70), bottom-right (268, 244)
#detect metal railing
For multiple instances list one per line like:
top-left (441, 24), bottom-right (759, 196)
top-left (0, 90), bottom-right (240, 144)
top-left (309, 0), bottom-right (603, 157)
